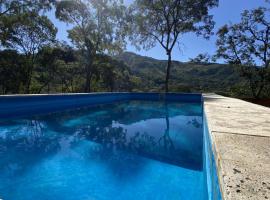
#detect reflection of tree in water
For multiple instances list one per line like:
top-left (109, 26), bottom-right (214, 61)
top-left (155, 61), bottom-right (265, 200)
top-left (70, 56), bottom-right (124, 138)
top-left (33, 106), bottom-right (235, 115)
top-left (71, 102), bottom-right (202, 170)
top-left (187, 118), bottom-right (202, 128)
top-left (0, 119), bottom-right (60, 175)
top-left (129, 131), bottom-right (156, 153)
top-left (21, 119), bottom-right (60, 154)
top-left (0, 101), bottom-right (203, 174)
top-left (157, 103), bottom-right (175, 152)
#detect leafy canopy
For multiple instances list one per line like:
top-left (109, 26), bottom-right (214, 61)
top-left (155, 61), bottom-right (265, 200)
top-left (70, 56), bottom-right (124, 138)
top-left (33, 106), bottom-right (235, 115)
top-left (129, 0), bottom-right (218, 52)
top-left (0, 0), bottom-right (57, 53)
top-left (128, 0), bottom-right (218, 92)
top-left (2, 12), bottom-right (57, 55)
top-left (216, 6), bottom-right (270, 98)
top-left (56, 0), bottom-right (127, 55)
top-left (216, 7), bottom-right (270, 67)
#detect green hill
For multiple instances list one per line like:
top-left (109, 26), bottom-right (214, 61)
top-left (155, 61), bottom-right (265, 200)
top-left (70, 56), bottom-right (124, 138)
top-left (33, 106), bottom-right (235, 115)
top-left (115, 52), bottom-right (246, 94)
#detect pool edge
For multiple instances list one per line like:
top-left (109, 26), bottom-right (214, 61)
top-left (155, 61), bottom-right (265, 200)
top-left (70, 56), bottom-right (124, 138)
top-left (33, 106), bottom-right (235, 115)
top-left (203, 93), bottom-right (270, 200)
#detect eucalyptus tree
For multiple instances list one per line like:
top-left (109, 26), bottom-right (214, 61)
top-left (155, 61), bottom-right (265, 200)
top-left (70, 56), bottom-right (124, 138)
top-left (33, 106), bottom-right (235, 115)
top-left (216, 7), bottom-right (270, 98)
top-left (129, 0), bottom-right (218, 92)
top-left (1, 12), bottom-right (57, 93)
top-left (56, 0), bottom-right (127, 92)
top-left (0, 0), bottom-right (57, 93)
top-left (0, 0), bottom-right (54, 45)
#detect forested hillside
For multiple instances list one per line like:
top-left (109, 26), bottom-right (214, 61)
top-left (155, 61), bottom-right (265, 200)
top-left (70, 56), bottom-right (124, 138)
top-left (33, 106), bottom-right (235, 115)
top-left (0, 0), bottom-right (269, 98)
top-left (116, 52), bottom-right (246, 95)
top-left (0, 49), bottom-right (248, 96)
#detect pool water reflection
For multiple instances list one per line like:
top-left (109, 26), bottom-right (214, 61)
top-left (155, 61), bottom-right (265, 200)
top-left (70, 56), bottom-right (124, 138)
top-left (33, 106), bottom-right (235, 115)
top-left (0, 100), bottom-right (207, 200)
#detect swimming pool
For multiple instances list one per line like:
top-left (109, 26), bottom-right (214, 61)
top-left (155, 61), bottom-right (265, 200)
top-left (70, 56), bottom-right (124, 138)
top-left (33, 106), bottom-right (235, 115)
top-left (0, 93), bottom-right (221, 200)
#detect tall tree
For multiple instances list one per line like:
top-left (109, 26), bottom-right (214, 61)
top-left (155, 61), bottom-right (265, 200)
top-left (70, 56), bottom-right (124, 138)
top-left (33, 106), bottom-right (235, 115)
top-left (216, 7), bottom-right (270, 98)
top-left (56, 0), bottom-right (127, 92)
top-left (129, 0), bottom-right (218, 92)
top-left (0, 0), bottom-right (54, 45)
top-left (0, 0), bottom-right (57, 93)
top-left (1, 12), bottom-right (57, 93)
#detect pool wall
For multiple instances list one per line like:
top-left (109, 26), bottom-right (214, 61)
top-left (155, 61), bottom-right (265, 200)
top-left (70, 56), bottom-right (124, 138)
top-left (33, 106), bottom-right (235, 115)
top-left (203, 111), bottom-right (222, 200)
top-left (0, 93), bottom-right (201, 119)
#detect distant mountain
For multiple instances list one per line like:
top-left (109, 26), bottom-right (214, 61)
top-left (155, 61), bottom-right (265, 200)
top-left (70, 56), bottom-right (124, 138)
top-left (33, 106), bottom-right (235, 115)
top-left (115, 52), bottom-right (245, 94)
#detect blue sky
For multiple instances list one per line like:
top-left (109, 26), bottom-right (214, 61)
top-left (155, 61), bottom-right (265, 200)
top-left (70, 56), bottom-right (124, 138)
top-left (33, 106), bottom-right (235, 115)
top-left (47, 0), bottom-right (269, 62)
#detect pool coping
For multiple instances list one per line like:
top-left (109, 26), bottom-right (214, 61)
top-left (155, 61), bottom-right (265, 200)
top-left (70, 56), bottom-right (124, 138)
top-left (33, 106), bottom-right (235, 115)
top-left (203, 93), bottom-right (270, 200)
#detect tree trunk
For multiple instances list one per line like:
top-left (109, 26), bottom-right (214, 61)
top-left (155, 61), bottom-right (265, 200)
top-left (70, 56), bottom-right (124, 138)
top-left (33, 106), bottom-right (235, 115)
top-left (255, 84), bottom-right (264, 99)
top-left (165, 51), bottom-right (172, 93)
top-left (24, 55), bottom-right (35, 94)
top-left (47, 82), bottom-right (50, 94)
top-left (83, 38), bottom-right (95, 93)
top-left (249, 69), bottom-right (265, 99)
top-left (25, 65), bottom-right (33, 94)
top-left (84, 50), bottom-right (93, 93)
top-left (158, 104), bottom-right (174, 151)
top-left (84, 62), bottom-right (93, 93)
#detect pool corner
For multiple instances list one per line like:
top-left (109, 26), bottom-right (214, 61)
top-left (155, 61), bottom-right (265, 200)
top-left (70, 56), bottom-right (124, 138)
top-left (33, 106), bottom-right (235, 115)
top-left (203, 93), bottom-right (270, 200)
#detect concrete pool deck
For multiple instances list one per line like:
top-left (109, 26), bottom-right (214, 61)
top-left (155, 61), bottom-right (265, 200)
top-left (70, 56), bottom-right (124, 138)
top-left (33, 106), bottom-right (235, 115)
top-left (203, 94), bottom-right (270, 200)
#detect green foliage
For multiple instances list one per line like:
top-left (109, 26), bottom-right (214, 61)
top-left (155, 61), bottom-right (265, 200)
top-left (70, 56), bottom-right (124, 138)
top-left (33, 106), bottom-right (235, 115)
top-left (56, 0), bottom-right (127, 92)
top-left (216, 6), bottom-right (270, 98)
top-left (2, 12), bottom-right (57, 53)
top-left (0, 0), bottom-right (55, 46)
top-left (1, 47), bottom-right (268, 98)
top-left (0, 46), bottom-right (135, 94)
top-left (94, 54), bottom-right (133, 92)
top-left (0, 49), bottom-right (27, 94)
top-left (129, 0), bottom-right (218, 50)
top-left (1, 0), bottom-right (269, 99)
top-left (116, 52), bottom-right (247, 95)
top-left (189, 53), bottom-right (213, 63)
top-left (0, 0), bottom-right (57, 93)
top-left (35, 44), bottom-right (78, 93)
top-left (128, 0), bottom-right (218, 92)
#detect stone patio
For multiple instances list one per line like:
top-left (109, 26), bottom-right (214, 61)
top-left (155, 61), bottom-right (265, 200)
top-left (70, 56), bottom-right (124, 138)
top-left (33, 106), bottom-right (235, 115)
top-left (203, 94), bottom-right (270, 200)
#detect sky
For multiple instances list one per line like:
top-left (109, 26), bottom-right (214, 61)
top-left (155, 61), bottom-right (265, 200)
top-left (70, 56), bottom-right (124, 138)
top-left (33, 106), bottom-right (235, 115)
top-left (47, 0), bottom-right (269, 62)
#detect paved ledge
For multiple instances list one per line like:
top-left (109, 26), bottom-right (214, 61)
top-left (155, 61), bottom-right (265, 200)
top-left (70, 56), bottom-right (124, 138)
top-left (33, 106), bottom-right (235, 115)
top-left (203, 94), bottom-right (270, 200)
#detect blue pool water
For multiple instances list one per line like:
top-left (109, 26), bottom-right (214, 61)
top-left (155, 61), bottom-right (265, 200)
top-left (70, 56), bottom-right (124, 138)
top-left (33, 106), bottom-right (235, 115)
top-left (0, 100), bottom-right (208, 200)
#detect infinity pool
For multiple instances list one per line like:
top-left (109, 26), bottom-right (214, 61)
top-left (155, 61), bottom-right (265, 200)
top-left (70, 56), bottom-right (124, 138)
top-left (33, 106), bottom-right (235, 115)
top-left (0, 100), bottom-right (208, 200)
